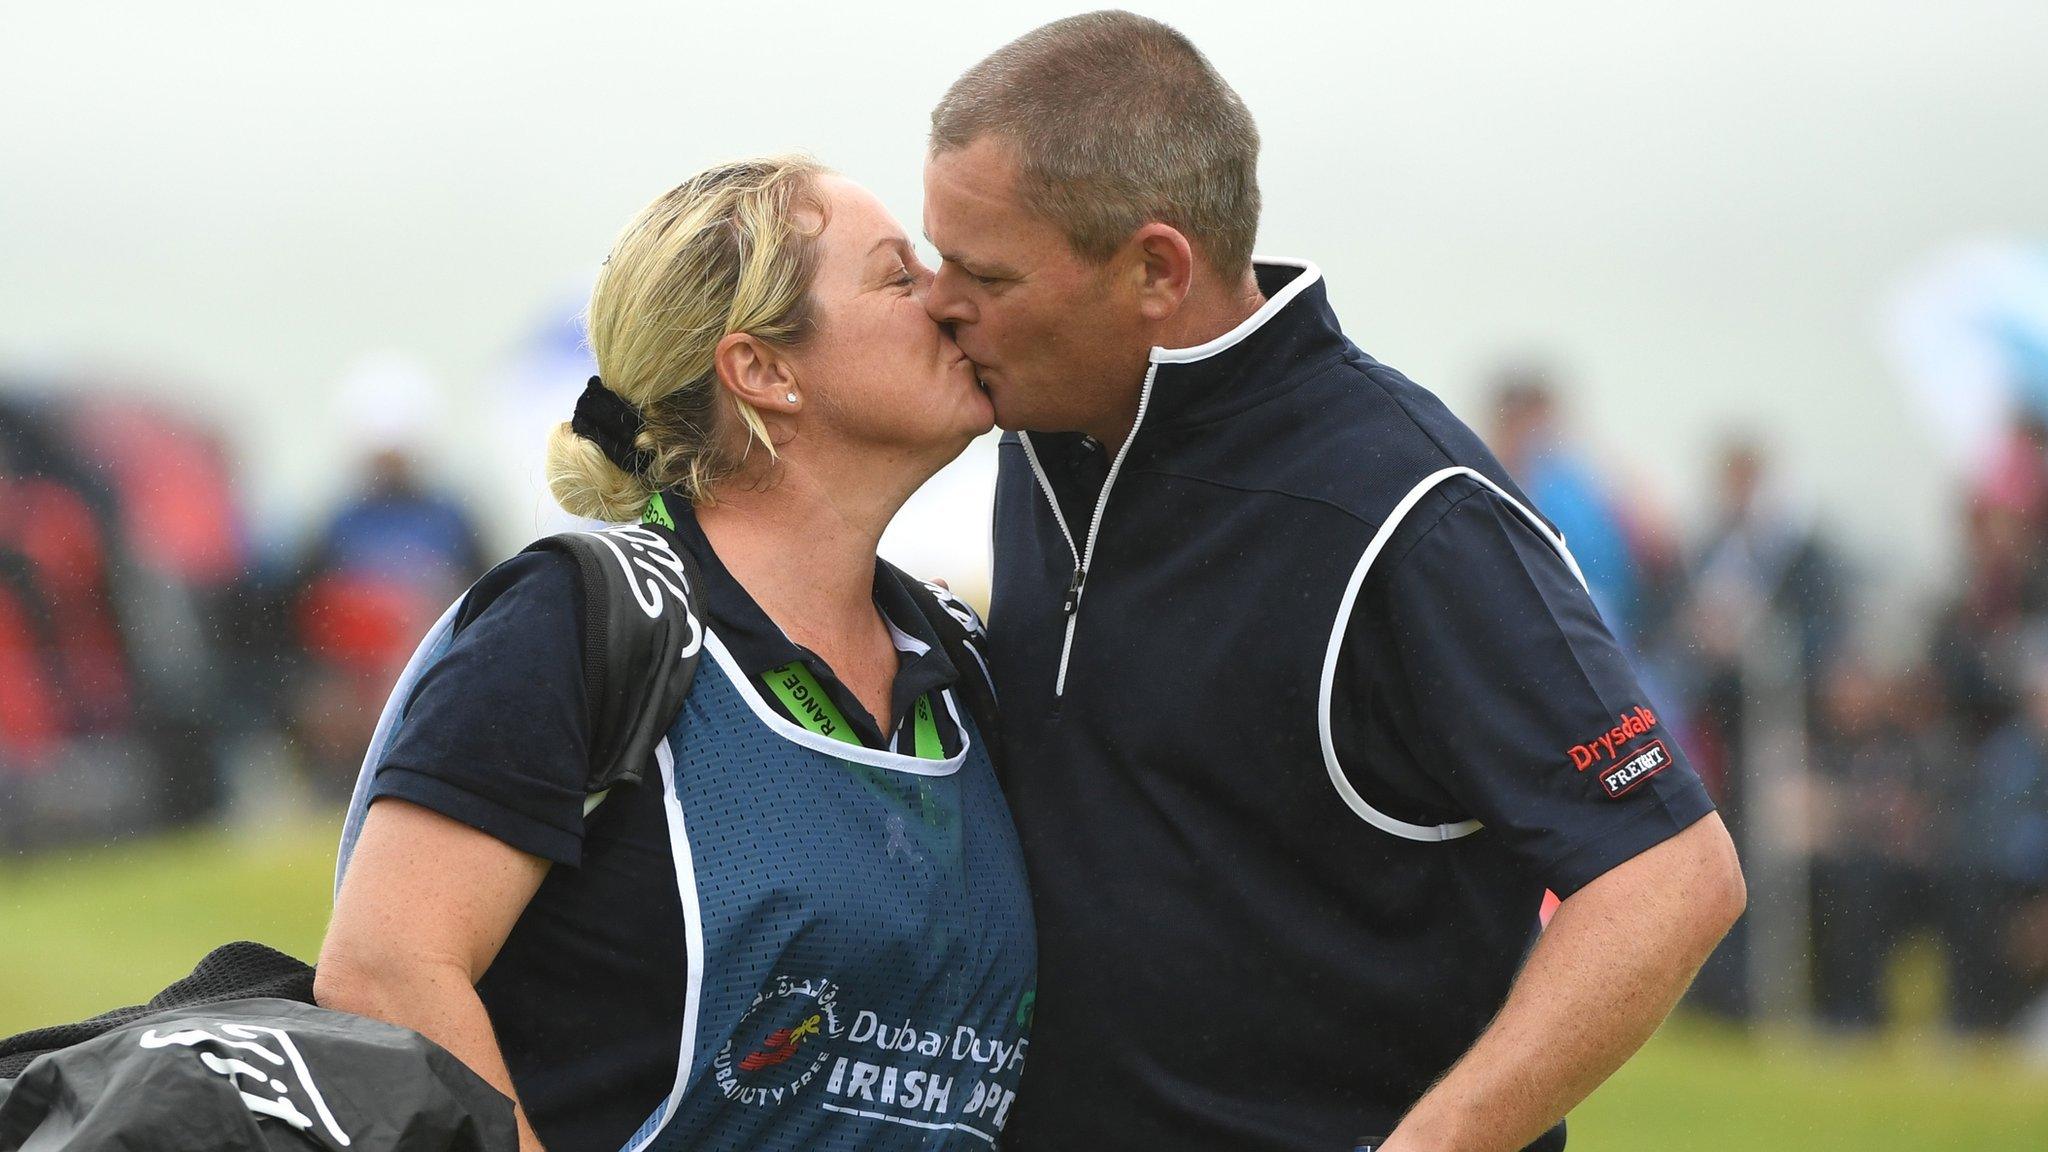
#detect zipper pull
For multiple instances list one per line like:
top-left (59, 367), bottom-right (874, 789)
top-left (1061, 567), bottom-right (1087, 616)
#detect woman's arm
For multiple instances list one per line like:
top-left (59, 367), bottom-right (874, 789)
top-left (317, 797), bottom-right (553, 1152)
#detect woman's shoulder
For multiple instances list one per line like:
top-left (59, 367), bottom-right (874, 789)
top-left (456, 546), bottom-right (584, 632)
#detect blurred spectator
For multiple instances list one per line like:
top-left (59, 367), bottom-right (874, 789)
top-left (1683, 438), bottom-right (1850, 821)
top-left (310, 353), bottom-right (487, 590)
top-left (1675, 438), bottom-right (1851, 1022)
top-left (1489, 362), bottom-right (1646, 643)
top-left (1931, 497), bottom-right (2038, 746)
top-left (0, 385), bottom-right (251, 845)
top-left (1804, 657), bottom-right (1952, 1030)
top-left (1952, 631), bottom-right (2048, 1033)
top-left (301, 447), bottom-right (486, 594)
top-left (1688, 438), bottom-right (1848, 683)
top-left (1972, 411), bottom-right (2048, 527)
top-left (63, 393), bottom-right (255, 825)
top-left (283, 357), bottom-right (487, 796)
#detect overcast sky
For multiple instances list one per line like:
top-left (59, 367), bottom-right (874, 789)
top-left (4, 0), bottom-right (2046, 610)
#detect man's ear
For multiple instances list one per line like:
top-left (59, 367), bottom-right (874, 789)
top-left (712, 331), bottom-right (800, 420)
top-left (1125, 223), bottom-right (1196, 323)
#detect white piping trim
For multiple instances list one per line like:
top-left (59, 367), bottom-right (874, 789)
top-left (1016, 431), bottom-right (1083, 698)
top-left (883, 614), bottom-right (931, 656)
top-left (1148, 257), bottom-right (1321, 365)
top-left (1017, 433), bottom-right (1080, 566)
top-left (703, 630), bottom-right (967, 776)
top-left (623, 739), bottom-right (704, 1152)
top-left (957, 639), bottom-right (996, 707)
top-left (1317, 466), bottom-right (1589, 842)
top-left (1017, 258), bottom-right (1319, 701)
top-left (1055, 364), bottom-right (1157, 696)
top-left (938, 682), bottom-right (967, 732)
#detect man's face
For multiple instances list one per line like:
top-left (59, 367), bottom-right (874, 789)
top-left (923, 136), bottom-right (1150, 435)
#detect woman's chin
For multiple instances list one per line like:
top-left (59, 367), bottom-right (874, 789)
top-left (964, 393), bottom-right (997, 436)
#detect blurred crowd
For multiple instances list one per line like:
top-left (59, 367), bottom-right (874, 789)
top-left (0, 375), bottom-right (487, 849)
top-left (3, 356), bottom-right (2046, 1046)
top-left (1490, 363), bottom-right (2048, 1048)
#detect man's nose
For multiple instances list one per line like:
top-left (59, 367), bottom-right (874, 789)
top-left (924, 265), bottom-right (977, 326)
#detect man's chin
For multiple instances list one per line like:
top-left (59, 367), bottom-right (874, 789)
top-left (985, 389), bottom-right (1033, 433)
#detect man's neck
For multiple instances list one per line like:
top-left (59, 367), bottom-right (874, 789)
top-left (1086, 268), bottom-right (1268, 450)
top-left (1159, 267), bottom-right (1267, 352)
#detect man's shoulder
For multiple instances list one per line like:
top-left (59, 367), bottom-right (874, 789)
top-left (1146, 352), bottom-right (1515, 527)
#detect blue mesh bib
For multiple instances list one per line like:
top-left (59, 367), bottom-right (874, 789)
top-left (608, 631), bottom-right (1035, 1151)
top-left (342, 610), bottom-right (1036, 1152)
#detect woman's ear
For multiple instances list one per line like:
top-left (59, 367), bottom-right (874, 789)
top-left (712, 332), bottom-right (802, 418)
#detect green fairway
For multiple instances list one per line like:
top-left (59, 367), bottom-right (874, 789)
top-left (0, 816), bottom-right (341, 1031)
top-left (4, 820), bottom-right (2045, 1149)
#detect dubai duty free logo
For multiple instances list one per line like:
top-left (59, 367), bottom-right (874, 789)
top-left (713, 975), bottom-right (846, 1108)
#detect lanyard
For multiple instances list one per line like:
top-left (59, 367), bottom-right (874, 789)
top-left (763, 660), bottom-right (944, 759)
top-left (663, 490), bottom-right (944, 760)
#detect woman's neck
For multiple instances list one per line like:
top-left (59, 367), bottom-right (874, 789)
top-left (695, 451), bottom-right (921, 648)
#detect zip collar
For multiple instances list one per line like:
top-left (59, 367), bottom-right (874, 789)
top-left (1139, 258), bottom-right (1346, 431)
top-left (1013, 257), bottom-right (1339, 698)
top-left (1150, 256), bottom-right (1325, 365)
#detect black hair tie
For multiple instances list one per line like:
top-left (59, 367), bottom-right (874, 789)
top-left (571, 376), bottom-right (654, 476)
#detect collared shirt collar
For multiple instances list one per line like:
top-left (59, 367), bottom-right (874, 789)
top-left (1138, 258), bottom-right (1349, 431)
top-left (661, 497), bottom-right (960, 751)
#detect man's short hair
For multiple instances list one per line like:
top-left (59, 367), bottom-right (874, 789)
top-left (930, 10), bottom-right (1262, 278)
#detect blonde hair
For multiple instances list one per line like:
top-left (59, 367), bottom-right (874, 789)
top-left (929, 11), bottom-right (1261, 278)
top-left (547, 155), bottom-right (828, 521)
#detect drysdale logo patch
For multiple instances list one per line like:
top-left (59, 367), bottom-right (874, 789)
top-left (1566, 706), bottom-right (1659, 772)
top-left (1599, 740), bottom-right (1670, 798)
top-left (714, 976), bottom-right (846, 1107)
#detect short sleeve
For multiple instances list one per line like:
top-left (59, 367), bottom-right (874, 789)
top-left (1331, 480), bottom-right (1714, 896)
top-left (369, 549), bottom-right (594, 866)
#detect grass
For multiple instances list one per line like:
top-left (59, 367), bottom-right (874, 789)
top-left (0, 814), bottom-right (340, 1031)
top-left (1569, 1017), bottom-right (2048, 1151)
top-left (3, 819), bottom-right (2046, 1149)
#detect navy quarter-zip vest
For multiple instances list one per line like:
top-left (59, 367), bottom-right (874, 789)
top-left (989, 260), bottom-right (1711, 1152)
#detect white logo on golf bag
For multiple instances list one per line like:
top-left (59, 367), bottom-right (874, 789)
top-left (920, 581), bottom-right (993, 699)
top-left (139, 1022), bottom-right (353, 1146)
top-left (582, 524), bottom-right (704, 656)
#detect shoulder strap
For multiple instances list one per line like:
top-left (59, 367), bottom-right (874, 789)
top-left (890, 566), bottom-right (1002, 762)
top-left (521, 515), bottom-right (705, 796)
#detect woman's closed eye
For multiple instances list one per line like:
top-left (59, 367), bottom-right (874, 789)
top-left (898, 258), bottom-right (937, 292)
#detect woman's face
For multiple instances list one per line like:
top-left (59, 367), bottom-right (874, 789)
top-left (784, 175), bottom-right (993, 466)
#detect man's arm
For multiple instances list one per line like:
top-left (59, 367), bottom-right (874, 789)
top-left (1380, 813), bottom-right (1745, 1152)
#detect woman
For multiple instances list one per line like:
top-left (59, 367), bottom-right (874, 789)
top-left (317, 157), bottom-right (1035, 1152)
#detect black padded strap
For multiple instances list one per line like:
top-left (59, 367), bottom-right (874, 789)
top-left (522, 521), bottom-right (705, 795)
top-left (891, 567), bottom-right (1002, 765)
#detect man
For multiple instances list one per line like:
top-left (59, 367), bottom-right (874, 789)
top-left (921, 12), bottom-right (1745, 1152)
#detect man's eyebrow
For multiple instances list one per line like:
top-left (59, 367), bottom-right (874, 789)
top-left (926, 241), bottom-right (1018, 279)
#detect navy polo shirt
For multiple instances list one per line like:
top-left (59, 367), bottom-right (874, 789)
top-left (988, 260), bottom-right (1714, 1152)
top-left (360, 503), bottom-right (965, 1152)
